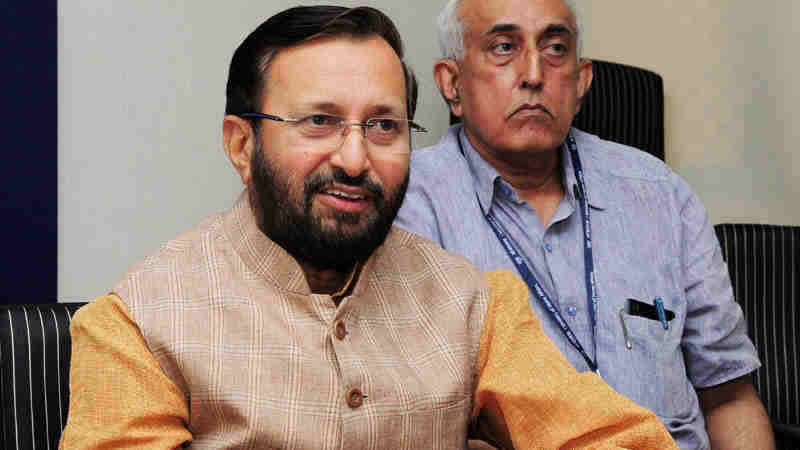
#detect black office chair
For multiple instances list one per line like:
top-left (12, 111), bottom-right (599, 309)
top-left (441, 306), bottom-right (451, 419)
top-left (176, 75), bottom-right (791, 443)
top-left (715, 223), bottom-right (800, 448)
top-left (572, 59), bottom-right (664, 161)
top-left (0, 303), bottom-right (86, 450)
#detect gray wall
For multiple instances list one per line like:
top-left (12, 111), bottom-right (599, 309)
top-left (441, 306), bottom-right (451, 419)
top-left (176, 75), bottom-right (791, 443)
top-left (59, 1), bottom-right (800, 301)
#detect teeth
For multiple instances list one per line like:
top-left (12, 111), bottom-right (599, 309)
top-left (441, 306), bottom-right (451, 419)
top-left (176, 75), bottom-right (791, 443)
top-left (325, 189), bottom-right (365, 200)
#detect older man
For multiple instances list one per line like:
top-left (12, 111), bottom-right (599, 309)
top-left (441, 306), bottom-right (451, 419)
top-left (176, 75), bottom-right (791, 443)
top-left (396, 0), bottom-right (774, 449)
top-left (59, 5), bottom-right (674, 449)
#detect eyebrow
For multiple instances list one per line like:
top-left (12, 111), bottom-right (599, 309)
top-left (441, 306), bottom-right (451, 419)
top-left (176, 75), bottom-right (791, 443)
top-left (295, 101), bottom-right (341, 113)
top-left (486, 22), bottom-right (573, 39)
top-left (486, 23), bottom-right (520, 35)
top-left (543, 24), bottom-right (572, 37)
top-left (371, 105), bottom-right (403, 117)
top-left (294, 102), bottom-right (404, 118)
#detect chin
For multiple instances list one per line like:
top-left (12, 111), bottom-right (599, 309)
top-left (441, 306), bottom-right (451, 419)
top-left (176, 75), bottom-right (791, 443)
top-left (502, 121), bottom-right (567, 151)
top-left (503, 133), bottom-right (564, 155)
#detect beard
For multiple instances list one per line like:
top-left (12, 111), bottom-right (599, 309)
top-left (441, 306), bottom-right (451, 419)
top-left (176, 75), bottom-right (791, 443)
top-left (248, 137), bottom-right (408, 272)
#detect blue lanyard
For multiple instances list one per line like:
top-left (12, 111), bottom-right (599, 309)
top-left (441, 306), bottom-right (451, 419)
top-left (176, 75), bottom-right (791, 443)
top-left (478, 133), bottom-right (600, 373)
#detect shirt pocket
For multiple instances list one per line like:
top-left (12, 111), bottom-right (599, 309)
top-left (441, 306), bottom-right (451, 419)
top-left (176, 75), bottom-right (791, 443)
top-left (615, 309), bottom-right (697, 419)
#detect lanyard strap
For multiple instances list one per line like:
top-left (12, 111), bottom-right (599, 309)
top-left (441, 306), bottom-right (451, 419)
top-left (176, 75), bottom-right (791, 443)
top-left (480, 133), bottom-right (599, 372)
top-left (568, 133), bottom-right (600, 342)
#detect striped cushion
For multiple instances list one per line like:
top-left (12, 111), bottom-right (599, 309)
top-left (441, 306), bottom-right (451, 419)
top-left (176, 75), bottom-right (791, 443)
top-left (714, 224), bottom-right (800, 447)
top-left (571, 59), bottom-right (665, 161)
top-left (0, 303), bottom-right (86, 450)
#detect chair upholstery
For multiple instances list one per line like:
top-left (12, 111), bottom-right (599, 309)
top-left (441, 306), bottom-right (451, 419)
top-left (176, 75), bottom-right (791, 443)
top-left (448, 59), bottom-right (665, 161)
top-left (0, 303), bottom-right (86, 450)
top-left (714, 223), bottom-right (800, 448)
top-left (572, 59), bottom-right (664, 161)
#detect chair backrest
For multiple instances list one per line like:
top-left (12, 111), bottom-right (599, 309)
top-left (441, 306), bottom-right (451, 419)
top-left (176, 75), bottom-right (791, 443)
top-left (714, 223), bottom-right (799, 447)
top-left (448, 59), bottom-right (665, 161)
top-left (572, 59), bottom-right (664, 161)
top-left (0, 303), bottom-right (86, 450)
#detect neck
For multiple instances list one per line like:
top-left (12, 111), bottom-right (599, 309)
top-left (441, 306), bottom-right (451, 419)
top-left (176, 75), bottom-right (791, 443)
top-left (300, 262), bottom-right (356, 297)
top-left (469, 136), bottom-right (565, 226)
top-left (500, 151), bottom-right (563, 199)
top-left (465, 130), bottom-right (564, 192)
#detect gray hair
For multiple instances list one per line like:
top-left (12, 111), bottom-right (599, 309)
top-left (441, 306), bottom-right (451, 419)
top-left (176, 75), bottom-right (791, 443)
top-left (437, 0), bottom-right (584, 61)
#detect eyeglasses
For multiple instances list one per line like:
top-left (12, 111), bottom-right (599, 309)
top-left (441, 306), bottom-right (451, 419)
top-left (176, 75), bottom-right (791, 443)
top-left (239, 112), bottom-right (427, 153)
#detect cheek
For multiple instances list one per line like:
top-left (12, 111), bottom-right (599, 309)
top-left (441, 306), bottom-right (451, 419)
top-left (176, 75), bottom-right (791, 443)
top-left (271, 139), bottom-right (327, 179)
top-left (463, 69), bottom-right (517, 123)
top-left (550, 71), bottom-right (581, 108)
top-left (555, 89), bottom-right (581, 127)
top-left (371, 156), bottom-right (409, 192)
top-left (472, 69), bottom-right (514, 102)
top-left (263, 146), bottom-right (323, 196)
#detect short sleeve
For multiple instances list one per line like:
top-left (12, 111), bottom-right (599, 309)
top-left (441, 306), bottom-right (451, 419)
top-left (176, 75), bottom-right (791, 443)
top-left (676, 177), bottom-right (761, 388)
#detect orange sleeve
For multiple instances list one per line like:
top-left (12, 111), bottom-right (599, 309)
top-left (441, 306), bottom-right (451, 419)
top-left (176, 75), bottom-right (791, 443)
top-left (473, 270), bottom-right (677, 450)
top-left (59, 295), bottom-right (192, 449)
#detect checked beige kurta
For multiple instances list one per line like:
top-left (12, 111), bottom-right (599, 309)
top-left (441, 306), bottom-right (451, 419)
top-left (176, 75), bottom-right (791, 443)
top-left (60, 193), bottom-right (675, 449)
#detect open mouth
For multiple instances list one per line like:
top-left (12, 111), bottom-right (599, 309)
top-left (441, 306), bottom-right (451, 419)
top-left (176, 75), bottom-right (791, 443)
top-left (323, 188), bottom-right (367, 201)
top-left (314, 185), bottom-right (373, 214)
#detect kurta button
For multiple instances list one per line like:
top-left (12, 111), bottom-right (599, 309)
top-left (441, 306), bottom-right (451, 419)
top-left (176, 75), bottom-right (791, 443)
top-left (567, 306), bottom-right (578, 316)
top-left (346, 387), bottom-right (363, 408)
top-left (334, 320), bottom-right (347, 340)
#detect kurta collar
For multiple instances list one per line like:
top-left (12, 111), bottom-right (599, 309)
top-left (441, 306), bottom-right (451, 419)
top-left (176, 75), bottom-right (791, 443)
top-left (223, 191), bottom-right (313, 294)
top-left (221, 190), bottom-right (391, 297)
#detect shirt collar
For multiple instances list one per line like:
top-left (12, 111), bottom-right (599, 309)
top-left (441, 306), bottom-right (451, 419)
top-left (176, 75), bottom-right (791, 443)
top-left (457, 126), bottom-right (607, 212)
top-left (560, 132), bottom-right (607, 211)
top-left (457, 127), bottom-right (503, 214)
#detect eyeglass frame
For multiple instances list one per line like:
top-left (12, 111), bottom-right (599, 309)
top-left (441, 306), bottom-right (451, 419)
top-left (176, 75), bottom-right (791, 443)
top-left (238, 112), bottom-right (427, 149)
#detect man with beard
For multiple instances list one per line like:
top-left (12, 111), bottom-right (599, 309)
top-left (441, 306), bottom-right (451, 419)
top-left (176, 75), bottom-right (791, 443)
top-left (59, 6), bottom-right (675, 449)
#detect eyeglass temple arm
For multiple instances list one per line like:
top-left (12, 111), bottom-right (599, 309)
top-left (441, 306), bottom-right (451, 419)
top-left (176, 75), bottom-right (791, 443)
top-left (409, 122), bottom-right (428, 133)
top-left (239, 112), bottom-right (288, 123)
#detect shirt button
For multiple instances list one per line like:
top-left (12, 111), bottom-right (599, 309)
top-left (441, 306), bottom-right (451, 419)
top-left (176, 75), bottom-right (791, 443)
top-left (346, 387), bottom-right (363, 409)
top-left (545, 243), bottom-right (553, 253)
top-left (567, 306), bottom-right (577, 316)
top-left (334, 320), bottom-right (348, 340)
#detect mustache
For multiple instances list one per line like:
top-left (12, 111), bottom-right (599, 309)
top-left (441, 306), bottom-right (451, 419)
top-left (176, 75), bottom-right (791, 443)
top-left (305, 169), bottom-right (384, 199)
top-left (508, 103), bottom-right (553, 119)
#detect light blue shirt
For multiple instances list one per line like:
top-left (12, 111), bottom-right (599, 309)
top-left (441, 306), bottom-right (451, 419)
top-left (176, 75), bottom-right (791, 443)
top-left (396, 125), bottom-right (760, 449)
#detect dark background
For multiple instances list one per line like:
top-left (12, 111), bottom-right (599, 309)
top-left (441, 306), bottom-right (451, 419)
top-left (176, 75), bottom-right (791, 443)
top-left (1, 1), bottom-right (57, 304)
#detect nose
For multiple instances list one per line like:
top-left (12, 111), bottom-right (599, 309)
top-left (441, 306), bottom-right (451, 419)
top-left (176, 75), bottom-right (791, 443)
top-left (330, 125), bottom-right (371, 178)
top-left (520, 50), bottom-right (544, 90)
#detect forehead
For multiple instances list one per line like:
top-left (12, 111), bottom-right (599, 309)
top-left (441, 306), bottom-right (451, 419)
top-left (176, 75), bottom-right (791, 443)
top-left (461, 0), bottom-right (575, 40)
top-left (263, 35), bottom-right (407, 115)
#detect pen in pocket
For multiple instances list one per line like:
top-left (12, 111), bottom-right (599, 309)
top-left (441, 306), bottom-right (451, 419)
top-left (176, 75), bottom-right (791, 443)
top-left (654, 297), bottom-right (669, 330)
top-left (618, 308), bottom-right (632, 350)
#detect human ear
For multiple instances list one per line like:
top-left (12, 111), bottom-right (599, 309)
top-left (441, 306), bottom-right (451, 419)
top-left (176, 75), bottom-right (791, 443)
top-left (433, 59), bottom-right (463, 117)
top-left (222, 115), bottom-right (255, 186)
top-left (575, 58), bottom-right (594, 113)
